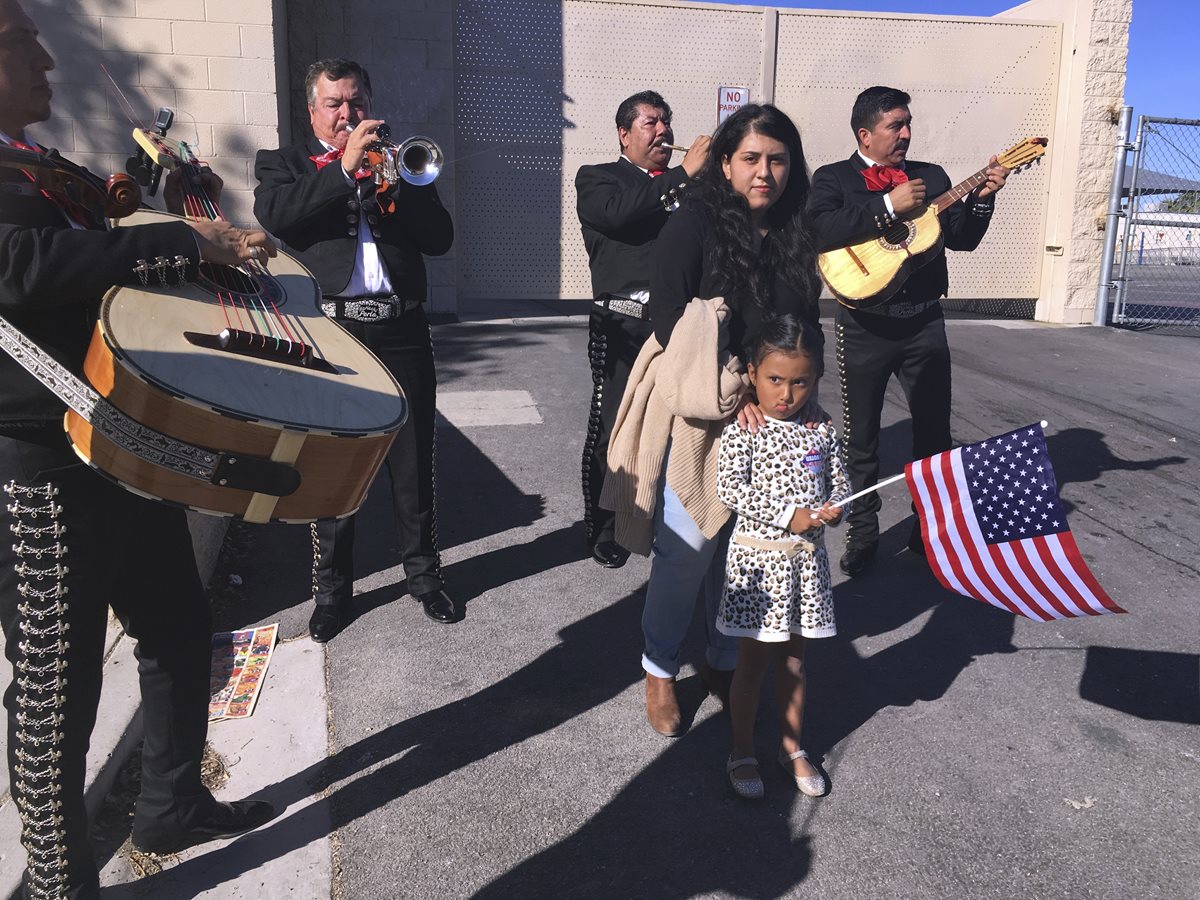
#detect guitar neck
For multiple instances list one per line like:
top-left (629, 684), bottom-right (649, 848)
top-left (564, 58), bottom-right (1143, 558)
top-left (930, 168), bottom-right (989, 214)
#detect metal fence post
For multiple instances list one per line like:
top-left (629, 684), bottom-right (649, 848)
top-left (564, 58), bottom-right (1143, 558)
top-left (1094, 106), bottom-right (1133, 326)
top-left (1113, 116), bottom-right (1149, 324)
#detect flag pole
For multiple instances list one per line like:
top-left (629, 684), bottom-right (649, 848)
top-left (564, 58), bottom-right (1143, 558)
top-left (827, 472), bottom-right (907, 509)
top-left (811, 420), bottom-right (1050, 517)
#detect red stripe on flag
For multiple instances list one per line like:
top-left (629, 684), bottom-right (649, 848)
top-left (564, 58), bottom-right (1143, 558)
top-left (906, 460), bottom-right (956, 595)
top-left (1053, 530), bottom-right (1127, 614)
top-left (1031, 536), bottom-right (1104, 617)
top-left (985, 543), bottom-right (1053, 621)
top-left (905, 460), bottom-right (942, 584)
top-left (935, 450), bottom-right (1026, 616)
top-left (915, 455), bottom-right (975, 598)
top-left (1009, 539), bottom-right (1077, 618)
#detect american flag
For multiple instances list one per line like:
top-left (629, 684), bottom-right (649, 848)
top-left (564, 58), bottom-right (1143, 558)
top-left (904, 423), bottom-right (1125, 621)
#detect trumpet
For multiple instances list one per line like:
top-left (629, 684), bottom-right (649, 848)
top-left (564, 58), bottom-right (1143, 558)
top-left (662, 143), bottom-right (690, 152)
top-left (349, 123), bottom-right (444, 187)
top-left (372, 125), bottom-right (443, 186)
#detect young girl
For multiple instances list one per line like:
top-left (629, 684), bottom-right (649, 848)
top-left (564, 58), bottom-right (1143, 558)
top-left (715, 314), bottom-right (849, 799)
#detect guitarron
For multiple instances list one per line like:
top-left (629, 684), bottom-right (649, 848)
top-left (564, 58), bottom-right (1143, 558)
top-left (64, 132), bottom-right (406, 523)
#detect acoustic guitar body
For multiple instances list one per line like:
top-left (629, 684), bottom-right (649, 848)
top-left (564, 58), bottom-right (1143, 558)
top-left (817, 205), bottom-right (944, 308)
top-left (67, 209), bottom-right (407, 523)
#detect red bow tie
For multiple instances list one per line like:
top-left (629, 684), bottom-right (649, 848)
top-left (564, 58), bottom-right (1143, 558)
top-left (648, 169), bottom-right (665, 177)
top-left (862, 164), bottom-right (908, 192)
top-left (309, 147), bottom-right (372, 181)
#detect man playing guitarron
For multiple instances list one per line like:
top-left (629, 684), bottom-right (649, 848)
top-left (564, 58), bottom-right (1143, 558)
top-left (0, 1), bottom-right (278, 895)
top-left (808, 86), bottom-right (1008, 577)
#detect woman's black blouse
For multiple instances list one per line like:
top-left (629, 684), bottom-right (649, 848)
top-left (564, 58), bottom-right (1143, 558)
top-left (648, 200), bottom-right (820, 357)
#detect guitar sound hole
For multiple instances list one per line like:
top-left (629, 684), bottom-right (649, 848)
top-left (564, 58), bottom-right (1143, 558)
top-left (882, 222), bottom-right (912, 247)
top-left (196, 263), bottom-right (286, 307)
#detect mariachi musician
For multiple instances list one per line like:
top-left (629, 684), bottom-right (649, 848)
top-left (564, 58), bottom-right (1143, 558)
top-left (253, 58), bottom-right (458, 643)
top-left (808, 85), bottom-right (1008, 577)
top-left (575, 90), bottom-right (709, 569)
top-left (0, 1), bottom-right (276, 896)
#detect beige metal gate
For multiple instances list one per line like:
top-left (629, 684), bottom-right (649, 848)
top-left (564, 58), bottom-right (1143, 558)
top-left (454, 0), bottom-right (1061, 302)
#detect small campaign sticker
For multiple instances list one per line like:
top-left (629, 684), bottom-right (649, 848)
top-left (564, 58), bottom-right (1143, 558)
top-left (802, 449), bottom-right (823, 472)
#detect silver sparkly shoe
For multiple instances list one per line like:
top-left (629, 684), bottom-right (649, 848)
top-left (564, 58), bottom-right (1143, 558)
top-left (779, 748), bottom-right (827, 797)
top-left (726, 755), bottom-right (764, 800)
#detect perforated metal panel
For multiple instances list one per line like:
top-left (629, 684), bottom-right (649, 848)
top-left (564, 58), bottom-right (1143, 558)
top-left (456, 0), bottom-right (767, 299)
top-left (763, 10), bottom-right (1057, 300)
top-left (455, 1), bottom-right (1060, 301)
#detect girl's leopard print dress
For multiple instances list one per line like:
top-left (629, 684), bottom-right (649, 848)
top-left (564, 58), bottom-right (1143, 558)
top-left (715, 418), bottom-right (850, 641)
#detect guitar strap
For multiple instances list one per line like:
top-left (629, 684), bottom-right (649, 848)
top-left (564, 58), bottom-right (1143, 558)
top-left (0, 316), bottom-right (300, 498)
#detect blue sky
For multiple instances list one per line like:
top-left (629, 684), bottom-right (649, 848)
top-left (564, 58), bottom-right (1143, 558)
top-left (732, 0), bottom-right (1195, 120)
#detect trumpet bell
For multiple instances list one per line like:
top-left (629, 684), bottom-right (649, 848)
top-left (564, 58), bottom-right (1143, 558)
top-left (397, 136), bottom-right (442, 186)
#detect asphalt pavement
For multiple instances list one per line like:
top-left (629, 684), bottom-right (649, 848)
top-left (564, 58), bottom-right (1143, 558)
top-left (81, 303), bottom-right (1200, 899)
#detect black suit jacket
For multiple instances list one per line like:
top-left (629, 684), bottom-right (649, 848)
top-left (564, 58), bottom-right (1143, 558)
top-left (808, 153), bottom-right (993, 307)
top-left (0, 157), bottom-right (199, 429)
top-left (253, 138), bottom-right (453, 300)
top-left (575, 158), bottom-right (689, 299)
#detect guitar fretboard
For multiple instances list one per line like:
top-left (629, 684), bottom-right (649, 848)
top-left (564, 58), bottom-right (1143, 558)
top-left (931, 169), bottom-right (990, 214)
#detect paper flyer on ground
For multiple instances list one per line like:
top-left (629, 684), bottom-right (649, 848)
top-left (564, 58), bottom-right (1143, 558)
top-left (208, 623), bottom-right (279, 722)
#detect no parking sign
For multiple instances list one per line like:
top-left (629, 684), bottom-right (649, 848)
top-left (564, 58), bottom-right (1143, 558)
top-left (718, 86), bottom-right (749, 124)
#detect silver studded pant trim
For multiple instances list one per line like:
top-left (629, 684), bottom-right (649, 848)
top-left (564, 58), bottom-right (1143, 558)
top-left (426, 322), bottom-right (443, 582)
top-left (309, 521), bottom-right (320, 603)
top-left (5, 478), bottom-right (71, 899)
top-left (582, 319), bottom-right (607, 545)
top-left (834, 321), bottom-right (857, 549)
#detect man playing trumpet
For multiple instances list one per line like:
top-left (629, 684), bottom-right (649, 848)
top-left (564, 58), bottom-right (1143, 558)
top-left (575, 90), bottom-right (709, 571)
top-left (254, 59), bottom-right (460, 642)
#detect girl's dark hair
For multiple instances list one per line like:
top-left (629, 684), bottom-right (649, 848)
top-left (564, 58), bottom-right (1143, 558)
top-left (749, 314), bottom-right (825, 376)
top-left (687, 104), bottom-right (820, 316)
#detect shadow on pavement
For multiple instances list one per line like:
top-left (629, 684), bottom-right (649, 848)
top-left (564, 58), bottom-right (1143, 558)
top-left (1045, 427), bottom-right (1186, 511)
top-left (1078, 645), bottom-right (1200, 725)
top-left (206, 415), bottom-right (548, 637)
top-left (113, 587), bottom-right (650, 896)
top-left (470, 522), bottom-right (1017, 898)
top-left (471, 709), bottom-right (814, 900)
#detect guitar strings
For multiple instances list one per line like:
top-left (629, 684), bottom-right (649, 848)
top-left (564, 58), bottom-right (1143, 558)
top-left (173, 145), bottom-right (306, 359)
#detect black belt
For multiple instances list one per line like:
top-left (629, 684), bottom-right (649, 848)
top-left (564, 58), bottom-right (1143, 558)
top-left (320, 294), bottom-right (422, 322)
top-left (851, 294), bottom-right (940, 319)
top-left (594, 292), bottom-right (649, 321)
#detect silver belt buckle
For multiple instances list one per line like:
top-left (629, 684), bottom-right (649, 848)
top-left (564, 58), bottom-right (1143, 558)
top-left (352, 298), bottom-right (391, 321)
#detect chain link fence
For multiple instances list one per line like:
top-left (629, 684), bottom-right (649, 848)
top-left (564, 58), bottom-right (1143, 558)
top-left (1113, 116), bottom-right (1200, 327)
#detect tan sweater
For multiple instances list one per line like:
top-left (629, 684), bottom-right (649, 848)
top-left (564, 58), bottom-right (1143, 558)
top-left (600, 297), bottom-right (748, 556)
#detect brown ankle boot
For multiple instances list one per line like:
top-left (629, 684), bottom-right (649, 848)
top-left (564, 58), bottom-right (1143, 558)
top-left (645, 673), bottom-right (683, 736)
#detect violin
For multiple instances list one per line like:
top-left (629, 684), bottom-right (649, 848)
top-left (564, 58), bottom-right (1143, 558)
top-left (0, 143), bottom-right (141, 219)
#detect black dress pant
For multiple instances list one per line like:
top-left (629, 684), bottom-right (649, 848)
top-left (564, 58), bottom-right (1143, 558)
top-left (0, 428), bottom-right (215, 898)
top-left (313, 306), bottom-right (441, 606)
top-left (582, 305), bottom-right (654, 549)
top-left (835, 303), bottom-right (952, 548)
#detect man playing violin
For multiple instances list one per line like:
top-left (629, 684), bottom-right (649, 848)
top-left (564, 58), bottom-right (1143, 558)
top-left (0, 1), bottom-right (278, 896)
top-left (575, 90), bottom-right (710, 570)
top-left (254, 59), bottom-right (458, 642)
top-left (808, 85), bottom-right (1008, 577)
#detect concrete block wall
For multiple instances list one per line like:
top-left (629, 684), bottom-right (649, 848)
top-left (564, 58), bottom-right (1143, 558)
top-left (1000, 0), bottom-right (1132, 323)
top-left (27, 0), bottom-right (284, 228)
top-left (284, 0), bottom-right (457, 315)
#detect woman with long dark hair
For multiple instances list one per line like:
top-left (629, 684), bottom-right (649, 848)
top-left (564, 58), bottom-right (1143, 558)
top-left (650, 103), bottom-right (821, 354)
top-left (633, 104), bottom-right (824, 736)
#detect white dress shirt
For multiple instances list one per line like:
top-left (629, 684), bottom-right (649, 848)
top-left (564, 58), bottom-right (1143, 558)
top-left (323, 139), bottom-right (393, 298)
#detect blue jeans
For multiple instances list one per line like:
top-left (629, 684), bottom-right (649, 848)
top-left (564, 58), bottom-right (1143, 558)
top-left (641, 477), bottom-right (739, 679)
